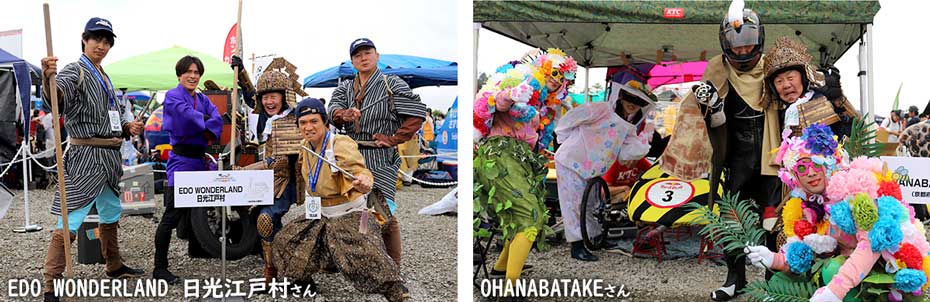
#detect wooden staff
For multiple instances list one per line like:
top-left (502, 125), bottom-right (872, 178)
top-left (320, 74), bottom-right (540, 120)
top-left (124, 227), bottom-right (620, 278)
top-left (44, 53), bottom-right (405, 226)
top-left (42, 0), bottom-right (73, 277)
top-left (230, 0), bottom-right (242, 167)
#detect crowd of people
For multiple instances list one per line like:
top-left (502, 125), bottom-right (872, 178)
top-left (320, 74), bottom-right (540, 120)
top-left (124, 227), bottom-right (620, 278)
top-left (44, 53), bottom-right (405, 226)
top-left (39, 17), bottom-right (425, 302)
top-left (881, 105), bottom-right (929, 144)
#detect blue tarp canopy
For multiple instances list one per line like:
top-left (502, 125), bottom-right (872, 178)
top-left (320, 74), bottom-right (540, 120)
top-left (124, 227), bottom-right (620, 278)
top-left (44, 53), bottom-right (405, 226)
top-left (303, 54), bottom-right (457, 89)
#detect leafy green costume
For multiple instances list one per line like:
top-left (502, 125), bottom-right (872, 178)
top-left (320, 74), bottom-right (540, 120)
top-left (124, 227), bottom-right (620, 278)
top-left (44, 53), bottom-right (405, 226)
top-left (473, 136), bottom-right (553, 249)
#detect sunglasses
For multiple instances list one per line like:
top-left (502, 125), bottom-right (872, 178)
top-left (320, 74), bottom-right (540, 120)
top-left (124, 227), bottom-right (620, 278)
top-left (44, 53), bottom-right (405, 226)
top-left (550, 69), bottom-right (564, 81)
top-left (794, 160), bottom-right (825, 177)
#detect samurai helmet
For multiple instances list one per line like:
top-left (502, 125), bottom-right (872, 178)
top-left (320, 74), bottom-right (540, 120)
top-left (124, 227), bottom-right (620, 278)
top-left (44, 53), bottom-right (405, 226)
top-left (256, 70), bottom-right (290, 98)
top-left (254, 70), bottom-right (296, 115)
top-left (763, 37), bottom-right (825, 103)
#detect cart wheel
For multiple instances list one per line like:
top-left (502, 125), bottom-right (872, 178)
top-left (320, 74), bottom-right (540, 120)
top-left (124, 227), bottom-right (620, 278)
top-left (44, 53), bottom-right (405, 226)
top-left (581, 177), bottom-right (609, 250)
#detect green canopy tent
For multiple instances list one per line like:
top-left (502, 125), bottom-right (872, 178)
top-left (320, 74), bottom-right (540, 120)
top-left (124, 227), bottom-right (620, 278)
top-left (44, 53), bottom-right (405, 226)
top-left (105, 46), bottom-right (234, 91)
top-left (474, 0), bottom-right (881, 113)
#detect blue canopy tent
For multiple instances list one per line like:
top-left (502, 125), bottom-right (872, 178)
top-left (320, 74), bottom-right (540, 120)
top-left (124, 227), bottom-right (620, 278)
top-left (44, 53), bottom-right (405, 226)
top-left (303, 54), bottom-right (457, 89)
top-left (0, 48), bottom-right (42, 163)
top-left (116, 90), bottom-right (152, 102)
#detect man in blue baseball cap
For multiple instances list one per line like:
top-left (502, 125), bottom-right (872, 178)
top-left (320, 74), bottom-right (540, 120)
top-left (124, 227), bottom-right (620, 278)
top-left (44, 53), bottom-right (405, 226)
top-left (40, 16), bottom-right (144, 302)
top-left (330, 37), bottom-right (428, 266)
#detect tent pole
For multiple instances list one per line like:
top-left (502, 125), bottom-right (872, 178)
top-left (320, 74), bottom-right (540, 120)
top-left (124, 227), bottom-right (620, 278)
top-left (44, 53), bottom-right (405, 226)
top-left (13, 144), bottom-right (41, 233)
top-left (473, 22), bottom-right (480, 94)
top-left (22, 147), bottom-right (30, 228)
top-left (858, 24), bottom-right (873, 115)
top-left (865, 23), bottom-right (875, 116)
top-left (584, 66), bottom-right (590, 104)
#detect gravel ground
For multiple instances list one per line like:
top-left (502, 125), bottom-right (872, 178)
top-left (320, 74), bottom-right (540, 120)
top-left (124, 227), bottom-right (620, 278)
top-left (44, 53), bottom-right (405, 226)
top-left (474, 225), bottom-right (930, 302)
top-left (0, 184), bottom-right (457, 301)
top-left (473, 226), bottom-right (765, 302)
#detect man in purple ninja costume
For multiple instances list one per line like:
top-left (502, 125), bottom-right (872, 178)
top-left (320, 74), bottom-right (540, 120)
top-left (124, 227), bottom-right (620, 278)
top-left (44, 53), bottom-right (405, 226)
top-left (152, 55), bottom-right (223, 283)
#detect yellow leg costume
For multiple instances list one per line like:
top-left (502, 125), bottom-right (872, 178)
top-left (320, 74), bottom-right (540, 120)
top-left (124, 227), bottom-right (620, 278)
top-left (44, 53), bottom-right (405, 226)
top-left (492, 232), bottom-right (534, 282)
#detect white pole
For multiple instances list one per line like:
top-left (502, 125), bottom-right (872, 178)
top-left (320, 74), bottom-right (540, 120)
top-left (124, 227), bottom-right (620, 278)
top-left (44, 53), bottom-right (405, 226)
top-left (21, 146), bottom-right (28, 225)
top-left (473, 23), bottom-right (480, 94)
top-left (858, 25), bottom-right (870, 115)
top-left (865, 23), bottom-right (875, 116)
top-left (584, 67), bottom-right (590, 104)
top-left (13, 145), bottom-right (41, 233)
top-left (205, 153), bottom-right (229, 302)
top-left (22, 149), bottom-right (31, 226)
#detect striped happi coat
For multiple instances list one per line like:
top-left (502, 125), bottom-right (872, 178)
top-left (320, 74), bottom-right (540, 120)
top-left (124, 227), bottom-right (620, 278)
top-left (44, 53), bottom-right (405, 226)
top-left (42, 59), bottom-right (129, 215)
top-left (328, 69), bottom-right (427, 202)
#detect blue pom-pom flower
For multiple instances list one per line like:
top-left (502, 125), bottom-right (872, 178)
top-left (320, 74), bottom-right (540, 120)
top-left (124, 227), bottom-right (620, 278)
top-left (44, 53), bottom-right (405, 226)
top-left (894, 268), bottom-right (927, 292)
top-left (876, 196), bottom-right (907, 224)
top-left (786, 242), bottom-right (814, 274)
top-left (869, 218), bottom-right (903, 253)
top-left (509, 104), bottom-right (537, 123)
top-left (495, 61), bottom-right (518, 74)
top-left (830, 201), bottom-right (857, 235)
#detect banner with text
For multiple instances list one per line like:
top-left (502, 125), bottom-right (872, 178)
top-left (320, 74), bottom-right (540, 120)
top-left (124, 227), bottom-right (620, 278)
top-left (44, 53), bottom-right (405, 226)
top-left (881, 156), bottom-right (930, 204)
top-left (173, 170), bottom-right (274, 208)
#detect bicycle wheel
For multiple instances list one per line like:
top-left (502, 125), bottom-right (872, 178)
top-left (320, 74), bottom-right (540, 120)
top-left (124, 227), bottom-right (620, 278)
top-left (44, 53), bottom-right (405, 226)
top-left (581, 177), bottom-right (609, 250)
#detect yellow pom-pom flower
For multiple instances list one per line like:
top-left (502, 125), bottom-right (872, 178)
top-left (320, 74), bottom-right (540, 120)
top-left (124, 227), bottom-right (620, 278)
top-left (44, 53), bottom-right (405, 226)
top-left (782, 197), bottom-right (803, 237)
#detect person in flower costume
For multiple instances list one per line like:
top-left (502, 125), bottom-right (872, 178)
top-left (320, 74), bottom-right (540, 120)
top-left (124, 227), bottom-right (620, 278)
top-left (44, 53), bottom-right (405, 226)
top-left (473, 49), bottom-right (578, 285)
top-left (745, 124), bottom-right (930, 302)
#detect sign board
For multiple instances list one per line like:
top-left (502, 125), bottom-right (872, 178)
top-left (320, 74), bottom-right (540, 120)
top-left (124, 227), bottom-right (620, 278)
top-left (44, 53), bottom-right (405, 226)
top-left (881, 156), bottom-right (930, 204)
top-left (173, 170), bottom-right (274, 208)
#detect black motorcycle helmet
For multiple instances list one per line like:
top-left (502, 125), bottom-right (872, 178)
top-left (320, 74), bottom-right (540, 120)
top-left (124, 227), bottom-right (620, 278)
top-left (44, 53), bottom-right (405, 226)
top-left (719, 8), bottom-right (765, 72)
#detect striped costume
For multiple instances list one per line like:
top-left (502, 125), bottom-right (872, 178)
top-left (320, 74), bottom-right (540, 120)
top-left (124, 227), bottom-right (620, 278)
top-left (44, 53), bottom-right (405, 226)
top-left (43, 57), bottom-right (129, 216)
top-left (327, 69), bottom-right (427, 202)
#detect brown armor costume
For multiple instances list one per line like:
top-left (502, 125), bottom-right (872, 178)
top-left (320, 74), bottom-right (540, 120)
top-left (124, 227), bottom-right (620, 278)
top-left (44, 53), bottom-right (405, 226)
top-left (240, 59), bottom-right (310, 287)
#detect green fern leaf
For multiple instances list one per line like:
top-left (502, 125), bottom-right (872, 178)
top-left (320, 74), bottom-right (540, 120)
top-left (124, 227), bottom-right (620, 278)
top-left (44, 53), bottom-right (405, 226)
top-left (843, 114), bottom-right (883, 158)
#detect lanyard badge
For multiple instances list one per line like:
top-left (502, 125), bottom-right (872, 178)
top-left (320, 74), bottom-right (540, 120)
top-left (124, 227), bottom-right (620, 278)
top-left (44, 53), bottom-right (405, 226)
top-left (79, 55), bottom-right (118, 110)
top-left (80, 55), bottom-right (122, 132)
top-left (305, 132), bottom-right (331, 220)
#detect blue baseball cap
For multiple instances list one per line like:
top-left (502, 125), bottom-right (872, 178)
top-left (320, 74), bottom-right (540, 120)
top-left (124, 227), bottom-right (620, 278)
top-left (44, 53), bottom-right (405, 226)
top-left (85, 17), bottom-right (116, 37)
top-left (295, 97), bottom-right (328, 124)
top-left (349, 38), bottom-right (375, 56)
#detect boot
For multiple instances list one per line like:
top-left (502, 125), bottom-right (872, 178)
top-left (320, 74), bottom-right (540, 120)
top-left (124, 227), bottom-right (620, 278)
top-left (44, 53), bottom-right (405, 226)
top-left (261, 241), bottom-right (278, 285)
top-left (294, 278), bottom-right (318, 295)
top-left (710, 253), bottom-right (746, 301)
top-left (381, 217), bottom-right (402, 266)
top-left (152, 268), bottom-right (180, 285)
top-left (570, 241), bottom-right (598, 262)
top-left (385, 283), bottom-right (410, 302)
top-left (43, 230), bottom-right (75, 295)
top-left (99, 223), bottom-right (144, 278)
